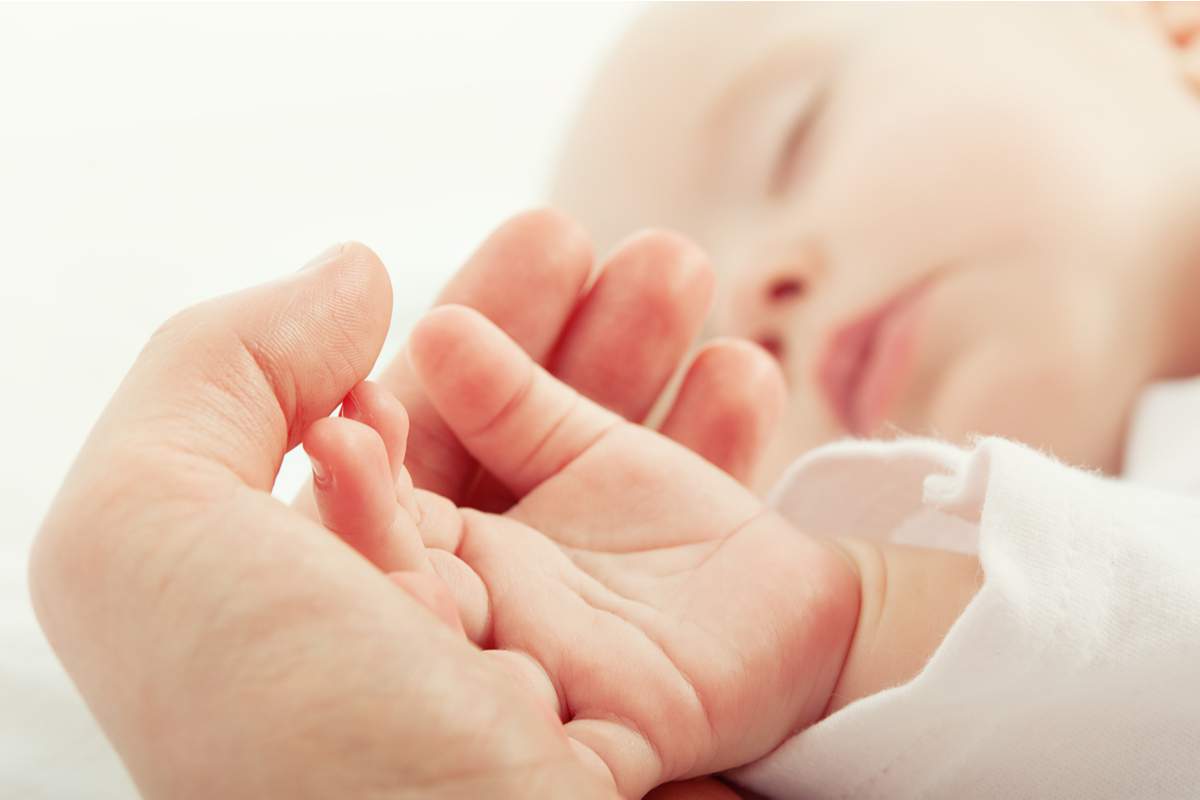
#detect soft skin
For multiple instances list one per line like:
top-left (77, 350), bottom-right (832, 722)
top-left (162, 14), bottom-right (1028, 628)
top-left (307, 306), bottom-right (861, 799)
top-left (300, 271), bottom-right (981, 795)
top-left (30, 214), bottom-right (979, 799)
top-left (302, 309), bottom-right (980, 799)
top-left (552, 3), bottom-right (1200, 488)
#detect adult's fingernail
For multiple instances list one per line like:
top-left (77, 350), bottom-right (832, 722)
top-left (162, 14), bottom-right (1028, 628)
top-left (300, 243), bottom-right (344, 271)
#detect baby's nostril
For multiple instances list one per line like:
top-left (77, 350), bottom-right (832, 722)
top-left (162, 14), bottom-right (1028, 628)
top-left (756, 334), bottom-right (785, 360)
top-left (767, 277), bottom-right (806, 303)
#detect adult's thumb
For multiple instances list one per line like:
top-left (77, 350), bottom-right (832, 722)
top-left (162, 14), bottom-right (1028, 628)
top-left (97, 242), bottom-right (393, 492)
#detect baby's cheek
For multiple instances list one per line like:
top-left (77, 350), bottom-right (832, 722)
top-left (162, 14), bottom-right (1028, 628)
top-left (755, 391), bottom-right (841, 492)
top-left (927, 343), bottom-right (1127, 472)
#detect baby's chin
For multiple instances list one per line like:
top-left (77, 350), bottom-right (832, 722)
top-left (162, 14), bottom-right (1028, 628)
top-left (749, 395), bottom-right (847, 493)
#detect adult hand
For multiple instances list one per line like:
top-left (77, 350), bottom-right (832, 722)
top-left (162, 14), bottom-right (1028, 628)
top-left (29, 231), bottom-right (617, 798)
top-left (30, 211), bottom-right (758, 799)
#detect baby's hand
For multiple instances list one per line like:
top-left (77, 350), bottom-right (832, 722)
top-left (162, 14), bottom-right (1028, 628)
top-left (304, 305), bottom-right (859, 798)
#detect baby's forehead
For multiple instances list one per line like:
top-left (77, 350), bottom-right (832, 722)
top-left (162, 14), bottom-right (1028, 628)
top-left (595, 6), bottom-right (823, 111)
top-left (552, 3), bottom-right (1095, 254)
top-left (552, 5), bottom-right (851, 252)
top-left (587, 4), bottom-right (906, 113)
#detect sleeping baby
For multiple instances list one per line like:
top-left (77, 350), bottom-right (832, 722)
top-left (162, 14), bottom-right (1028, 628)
top-left (296, 4), bottom-right (1200, 798)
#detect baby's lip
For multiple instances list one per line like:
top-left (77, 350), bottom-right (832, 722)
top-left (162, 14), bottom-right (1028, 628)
top-left (816, 280), bottom-right (932, 436)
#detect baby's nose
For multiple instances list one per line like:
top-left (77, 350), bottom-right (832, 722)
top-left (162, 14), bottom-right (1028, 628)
top-left (766, 274), bottom-right (807, 303)
top-left (754, 274), bottom-right (806, 359)
top-left (731, 245), bottom-right (823, 361)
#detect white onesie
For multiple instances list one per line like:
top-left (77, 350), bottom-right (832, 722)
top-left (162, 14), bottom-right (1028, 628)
top-left (730, 379), bottom-right (1200, 799)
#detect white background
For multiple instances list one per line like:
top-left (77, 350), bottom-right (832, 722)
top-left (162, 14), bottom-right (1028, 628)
top-left (0, 4), bottom-right (636, 796)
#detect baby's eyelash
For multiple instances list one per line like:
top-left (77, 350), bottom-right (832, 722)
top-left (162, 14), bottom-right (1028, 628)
top-left (768, 84), bottom-right (830, 197)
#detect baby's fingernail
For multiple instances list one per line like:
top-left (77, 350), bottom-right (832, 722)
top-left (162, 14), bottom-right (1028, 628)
top-left (299, 243), bottom-right (343, 271)
top-left (340, 389), bottom-right (368, 423)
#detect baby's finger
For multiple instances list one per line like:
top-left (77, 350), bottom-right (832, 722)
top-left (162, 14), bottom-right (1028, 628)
top-left (565, 717), bottom-right (662, 800)
top-left (387, 571), bottom-right (465, 636)
top-left (341, 381), bottom-right (409, 481)
top-left (461, 229), bottom-right (713, 512)
top-left (658, 339), bottom-right (786, 486)
top-left (427, 550), bottom-right (491, 645)
top-left (302, 416), bottom-right (427, 574)
top-left (482, 649), bottom-right (563, 721)
top-left (375, 209), bottom-right (594, 501)
top-left (392, 492), bottom-right (492, 644)
top-left (341, 380), bottom-right (420, 518)
top-left (408, 305), bottom-right (620, 498)
top-left (548, 231), bottom-right (713, 423)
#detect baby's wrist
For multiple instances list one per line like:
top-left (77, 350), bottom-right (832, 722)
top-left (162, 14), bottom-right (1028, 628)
top-left (819, 538), bottom-right (982, 719)
top-left (764, 529), bottom-right (864, 738)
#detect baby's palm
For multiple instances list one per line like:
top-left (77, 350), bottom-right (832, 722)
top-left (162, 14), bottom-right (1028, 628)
top-left (409, 307), bottom-right (858, 797)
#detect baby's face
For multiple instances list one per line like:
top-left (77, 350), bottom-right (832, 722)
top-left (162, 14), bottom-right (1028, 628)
top-left (553, 3), bottom-right (1200, 489)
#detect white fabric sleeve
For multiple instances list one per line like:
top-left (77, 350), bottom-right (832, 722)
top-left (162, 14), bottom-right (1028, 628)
top-left (730, 436), bottom-right (1200, 800)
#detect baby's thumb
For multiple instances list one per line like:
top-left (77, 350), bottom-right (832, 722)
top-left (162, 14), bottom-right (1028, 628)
top-left (91, 242), bottom-right (393, 492)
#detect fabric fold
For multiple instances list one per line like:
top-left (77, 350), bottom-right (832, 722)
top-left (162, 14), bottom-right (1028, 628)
top-left (734, 437), bottom-right (1200, 800)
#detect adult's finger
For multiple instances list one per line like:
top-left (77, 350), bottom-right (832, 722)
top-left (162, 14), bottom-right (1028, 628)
top-left (30, 245), bottom-right (604, 798)
top-left (109, 242), bottom-right (392, 492)
top-left (33, 242), bottom-right (396, 682)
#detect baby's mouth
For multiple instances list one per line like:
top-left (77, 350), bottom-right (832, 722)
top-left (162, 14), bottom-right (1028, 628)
top-left (816, 281), bottom-right (930, 436)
